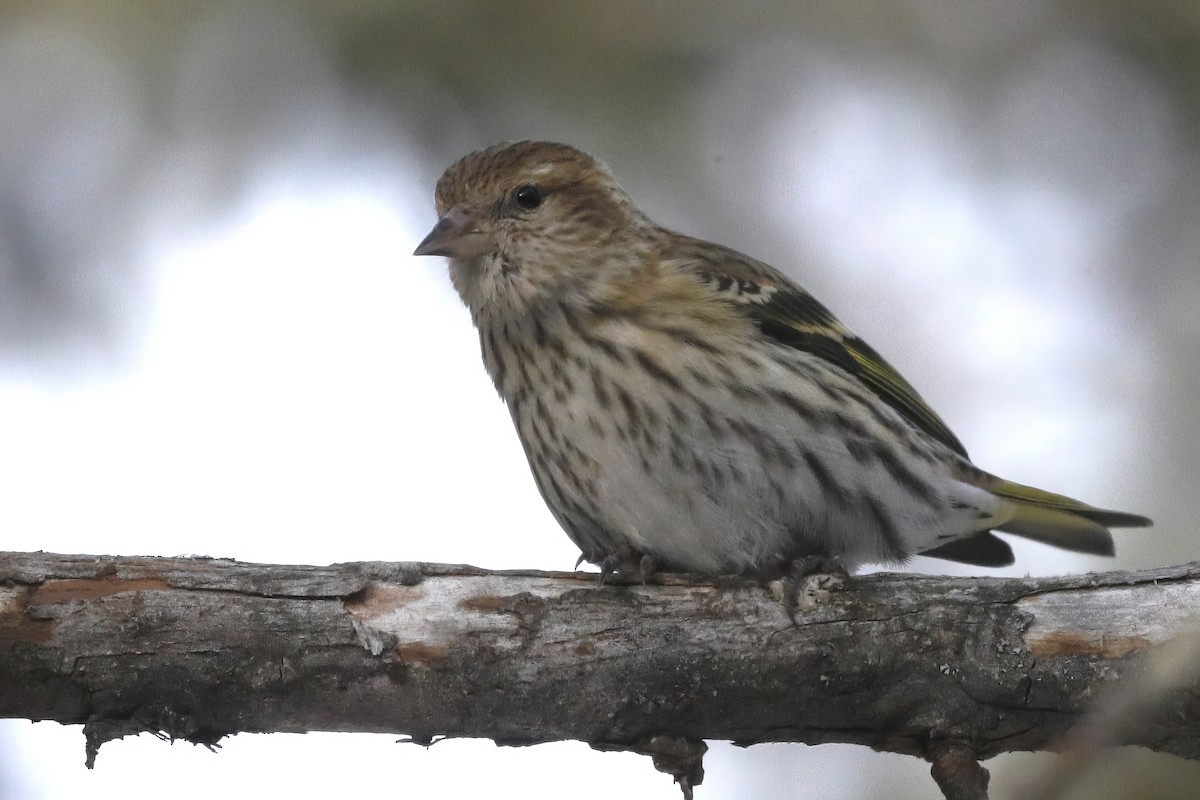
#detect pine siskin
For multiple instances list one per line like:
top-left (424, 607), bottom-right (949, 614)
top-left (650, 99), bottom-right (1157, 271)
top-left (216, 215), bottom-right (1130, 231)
top-left (414, 140), bottom-right (1151, 575)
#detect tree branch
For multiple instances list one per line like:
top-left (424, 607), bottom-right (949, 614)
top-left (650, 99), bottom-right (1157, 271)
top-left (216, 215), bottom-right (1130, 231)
top-left (2, 552), bottom-right (1199, 798)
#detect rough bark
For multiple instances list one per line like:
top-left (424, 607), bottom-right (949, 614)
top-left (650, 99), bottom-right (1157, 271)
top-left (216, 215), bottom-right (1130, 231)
top-left (2, 552), bottom-right (1199, 797)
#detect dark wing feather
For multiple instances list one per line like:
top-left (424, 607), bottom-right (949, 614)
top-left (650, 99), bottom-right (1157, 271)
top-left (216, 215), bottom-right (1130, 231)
top-left (920, 532), bottom-right (1015, 566)
top-left (672, 236), bottom-right (969, 457)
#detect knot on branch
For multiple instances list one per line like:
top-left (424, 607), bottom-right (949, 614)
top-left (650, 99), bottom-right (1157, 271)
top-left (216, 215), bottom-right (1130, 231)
top-left (930, 741), bottom-right (990, 800)
top-left (593, 734), bottom-right (707, 799)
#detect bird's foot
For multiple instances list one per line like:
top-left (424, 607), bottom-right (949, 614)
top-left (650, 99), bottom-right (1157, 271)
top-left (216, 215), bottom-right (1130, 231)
top-left (760, 554), bottom-right (848, 623)
top-left (577, 546), bottom-right (657, 585)
top-left (789, 555), bottom-right (849, 582)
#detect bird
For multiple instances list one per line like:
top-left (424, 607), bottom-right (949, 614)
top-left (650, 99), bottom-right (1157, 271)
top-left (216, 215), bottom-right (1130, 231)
top-left (413, 140), bottom-right (1151, 577)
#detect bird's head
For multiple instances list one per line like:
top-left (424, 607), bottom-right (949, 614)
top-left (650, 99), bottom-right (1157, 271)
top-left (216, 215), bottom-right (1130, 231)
top-left (414, 141), bottom-right (655, 323)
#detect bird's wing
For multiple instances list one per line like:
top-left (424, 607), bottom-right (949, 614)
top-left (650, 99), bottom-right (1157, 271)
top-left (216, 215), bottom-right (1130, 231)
top-left (671, 236), bottom-right (969, 457)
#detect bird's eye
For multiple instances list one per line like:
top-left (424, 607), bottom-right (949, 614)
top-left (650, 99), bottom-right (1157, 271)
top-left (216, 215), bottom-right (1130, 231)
top-left (514, 185), bottom-right (542, 210)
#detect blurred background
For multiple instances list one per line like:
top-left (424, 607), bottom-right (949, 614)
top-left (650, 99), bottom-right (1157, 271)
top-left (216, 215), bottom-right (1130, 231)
top-left (0, 1), bottom-right (1197, 798)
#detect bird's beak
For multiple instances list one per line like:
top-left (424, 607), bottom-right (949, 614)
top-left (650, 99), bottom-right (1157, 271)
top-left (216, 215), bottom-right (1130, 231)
top-left (413, 205), bottom-right (497, 259)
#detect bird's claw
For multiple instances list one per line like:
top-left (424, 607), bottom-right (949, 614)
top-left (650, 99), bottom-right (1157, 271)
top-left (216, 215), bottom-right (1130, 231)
top-left (761, 554), bottom-right (848, 623)
top-left (638, 553), bottom-right (657, 584)
top-left (578, 546), bottom-right (657, 584)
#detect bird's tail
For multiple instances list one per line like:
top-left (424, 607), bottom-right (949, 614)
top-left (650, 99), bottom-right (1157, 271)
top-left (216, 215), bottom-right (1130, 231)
top-left (989, 478), bottom-right (1152, 556)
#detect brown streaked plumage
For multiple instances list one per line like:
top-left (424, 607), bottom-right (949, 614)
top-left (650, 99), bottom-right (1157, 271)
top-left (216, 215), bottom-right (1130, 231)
top-left (414, 140), bottom-right (1151, 574)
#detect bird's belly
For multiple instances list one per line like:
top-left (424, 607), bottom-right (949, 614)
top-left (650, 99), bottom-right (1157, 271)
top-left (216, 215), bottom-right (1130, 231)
top-left (514, 384), bottom-right (939, 573)
top-left (582, 430), bottom-right (802, 573)
top-left (500, 334), bottom-right (991, 574)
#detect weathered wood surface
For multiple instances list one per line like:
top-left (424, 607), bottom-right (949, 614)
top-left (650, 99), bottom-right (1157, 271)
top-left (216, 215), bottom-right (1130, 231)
top-left (2, 551), bottom-right (1199, 780)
